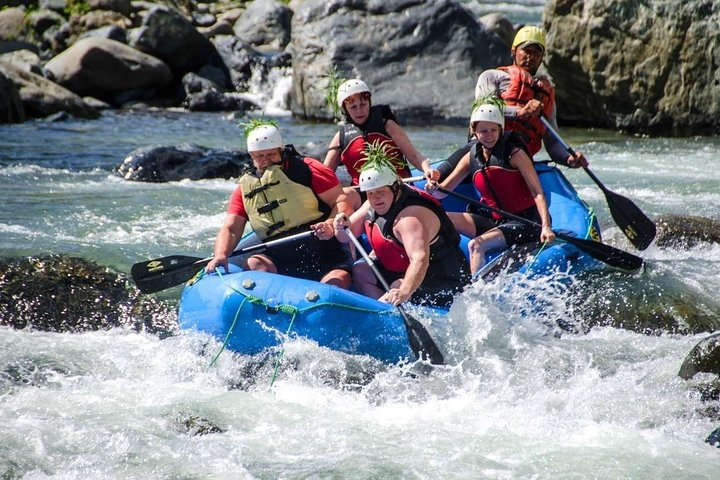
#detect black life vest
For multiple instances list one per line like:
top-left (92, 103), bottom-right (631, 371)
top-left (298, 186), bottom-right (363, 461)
top-left (364, 186), bottom-right (460, 273)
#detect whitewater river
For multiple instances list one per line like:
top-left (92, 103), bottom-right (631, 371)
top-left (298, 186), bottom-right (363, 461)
top-left (1, 106), bottom-right (719, 478)
top-left (2, 0), bottom-right (720, 476)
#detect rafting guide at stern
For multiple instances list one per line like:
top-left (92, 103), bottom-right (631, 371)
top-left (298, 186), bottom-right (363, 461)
top-left (476, 25), bottom-right (588, 168)
top-left (438, 26), bottom-right (587, 180)
top-left (205, 121), bottom-right (354, 288)
top-left (333, 143), bottom-right (470, 308)
top-left (324, 78), bottom-right (440, 209)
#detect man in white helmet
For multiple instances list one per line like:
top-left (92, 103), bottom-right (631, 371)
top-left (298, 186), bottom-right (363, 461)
top-left (438, 26), bottom-right (587, 178)
top-left (428, 100), bottom-right (554, 275)
top-left (333, 162), bottom-right (469, 307)
top-left (324, 78), bottom-right (439, 209)
top-left (206, 123), bottom-right (354, 288)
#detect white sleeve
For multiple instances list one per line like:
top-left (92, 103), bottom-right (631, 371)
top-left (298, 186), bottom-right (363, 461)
top-left (474, 69), bottom-right (510, 99)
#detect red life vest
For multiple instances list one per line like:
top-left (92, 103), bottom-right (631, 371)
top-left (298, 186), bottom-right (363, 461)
top-left (498, 65), bottom-right (555, 155)
top-left (470, 132), bottom-right (536, 220)
top-left (364, 186), bottom-right (459, 273)
top-left (339, 105), bottom-right (410, 185)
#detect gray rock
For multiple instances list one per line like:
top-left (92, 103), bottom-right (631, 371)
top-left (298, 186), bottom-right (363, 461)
top-left (181, 71), bottom-right (248, 112)
top-left (211, 34), bottom-right (265, 90)
top-left (0, 7), bottom-right (28, 42)
top-left (40, 0), bottom-right (68, 12)
top-left (0, 60), bottom-right (99, 119)
top-left (544, 0), bottom-right (720, 135)
top-left (27, 9), bottom-right (67, 36)
top-left (679, 333), bottom-right (720, 380)
top-left (129, 5), bottom-right (215, 76)
top-left (479, 13), bottom-right (515, 51)
top-left (88, 0), bottom-right (132, 17)
top-left (0, 70), bottom-right (25, 123)
top-left (233, 0), bottom-right (293, 50)
top-left (79, 24), bottom-right (128, 44)
top-left (184, 90), bottom-right (249, 112)
top-left (0, 49), bottom-right (44, 76)
top-left (563, 268), bottom-right (720, 336)
top-left (0, 40), bottom-right (39, 56)
top-left (655, 214), bottom-right (720, 248)
top-left (116, 144), bottom-right (252, 182)
top-left (44, 37), bottom-right (172, 101)
top-left (289, 0), bottom-right (509, 124)
top-left (0, 254), bottom-right (176, 335)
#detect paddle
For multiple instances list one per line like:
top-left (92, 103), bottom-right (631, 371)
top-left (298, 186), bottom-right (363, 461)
top-left (131, 230), bottom-right (315, 294)
top-left (540, 116), bottom-right (657, 250)
top-left (342, 226), bottom-right (445, 365)
top-left (436, 186), bottom-right (644, 271)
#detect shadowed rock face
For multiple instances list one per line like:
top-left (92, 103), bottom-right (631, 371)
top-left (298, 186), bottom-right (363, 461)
top-left (289, 0), bottom-right (510, 124)
top-left (115, 143), bottom-right (252, 182)
top-left (562, 269), bottom-right (720, 336)
top-left (544, 0), bottom-right (720, 135)
top-left (679, 333), bottom-right (720, 380)
top-left (0, 255), bottom-right (177, 335)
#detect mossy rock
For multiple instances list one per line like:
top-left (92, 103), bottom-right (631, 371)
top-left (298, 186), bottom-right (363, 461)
top-left (0, 254), bottom-right (177, 335)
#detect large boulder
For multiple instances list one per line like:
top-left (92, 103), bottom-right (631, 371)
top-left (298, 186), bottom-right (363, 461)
top-left (0, 70), bottom-right (25, 123)
top-left (544, 0), bottom-right (720, 135)
top-left (679, 333), bottom-right (720, 380)
top-left (289, 0), bottom-right (510, 124)
top-left (44, 37), bottom-right (172, 102)
top-left (655, 214), bottom-right (720, 248)
top-left (129, 5), bottom-right (216, 77)
top-left (0, 255), bottom-right (176, 335)
top-left (233, 0), bottom-right (293, 50)
top-left (0, 7), bottom-right (28, 43)
top-left (115, 144), bottom-right (252, 182)
top-left (0, 60), bottom-right (99, 119)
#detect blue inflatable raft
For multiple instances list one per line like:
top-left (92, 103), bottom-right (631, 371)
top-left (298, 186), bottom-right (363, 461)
top-left (178, 163), bottom-right (601, 363)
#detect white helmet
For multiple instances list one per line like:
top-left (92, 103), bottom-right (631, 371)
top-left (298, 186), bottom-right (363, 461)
top-left (247, 124), bottom-right (283, 152)
top-left (359, 164), bottom-right (399, 192)
top-left (470, 104), bottom-right (504, 129)
top-left (337, 79), bottom-right (371, 108)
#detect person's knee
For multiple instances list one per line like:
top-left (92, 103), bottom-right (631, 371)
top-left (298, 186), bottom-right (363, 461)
top-left (246, 255), bottom-right (276, 273)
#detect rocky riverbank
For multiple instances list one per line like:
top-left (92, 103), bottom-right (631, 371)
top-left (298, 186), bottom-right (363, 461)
top-left (4, 0), bottom-right (716, 133)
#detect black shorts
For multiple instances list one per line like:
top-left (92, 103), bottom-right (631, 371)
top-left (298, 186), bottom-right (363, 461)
top-left (372, 248), bottom-right (470, 308)
top-left (468, 207), bottom-right (544, 247)
top-left (263, 233), bottom-right (352, 282)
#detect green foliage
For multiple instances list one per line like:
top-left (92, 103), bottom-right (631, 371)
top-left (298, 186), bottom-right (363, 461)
top-left (239, 118), bottom-right (279, 140)
top-left (324, 66), bottom-right (346, 119)
top-left (64, 0), bottom-right (91, 16)
top-left (358, 139), bottom-right (406, 173)
top-left (471, 94), bottom-right (506, 114)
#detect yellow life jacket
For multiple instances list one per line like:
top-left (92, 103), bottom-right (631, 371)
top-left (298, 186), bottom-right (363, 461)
top-left (238, 163), bottom-right (324, 240)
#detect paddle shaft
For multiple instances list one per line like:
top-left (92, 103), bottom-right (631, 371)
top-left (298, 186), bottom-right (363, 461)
top-left (131, 230), bottom-right (315, 293)
top-left (204, 229), bottom-right (315, 265)
top-left (342, 226), bottom-right (444, 365)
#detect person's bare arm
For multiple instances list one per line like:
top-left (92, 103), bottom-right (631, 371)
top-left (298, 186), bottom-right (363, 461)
top-left (511, 149), bottom-right (555, 244)
top-left (323, 132), bottom-right (342, 171)
top-left (206, 213), bottom-right (247, 272)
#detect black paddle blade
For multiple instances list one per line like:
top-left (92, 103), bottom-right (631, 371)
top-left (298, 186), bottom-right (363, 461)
top-left (399, 307), bottom-right (444, 365)
top-left (558, 233), bottom-right (643, 271)
top-left (603, 188), bottom-right (657, 251)
top-left (131, 255), bottom-right (207, 294)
